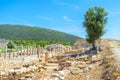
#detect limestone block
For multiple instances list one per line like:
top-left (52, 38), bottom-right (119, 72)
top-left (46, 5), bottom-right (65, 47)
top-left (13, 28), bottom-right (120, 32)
top-left (70, 68), bottom-right (82, 75)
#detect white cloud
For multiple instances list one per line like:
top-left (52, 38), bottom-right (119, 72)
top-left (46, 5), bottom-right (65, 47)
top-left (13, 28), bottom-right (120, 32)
top-left (63, 16), bottom-right (73, 22)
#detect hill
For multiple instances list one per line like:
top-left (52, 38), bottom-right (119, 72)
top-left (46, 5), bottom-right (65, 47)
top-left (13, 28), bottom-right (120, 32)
top-left (0, 24), bottom-right (81, 43)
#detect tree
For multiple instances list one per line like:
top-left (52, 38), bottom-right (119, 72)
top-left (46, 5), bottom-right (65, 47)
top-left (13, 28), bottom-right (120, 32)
top-left (83, 6), bottom-right (108, 50)
top-left (36, 41), bottom-right (46, 47)
top-left (7, 41), bottom-right (16, 49)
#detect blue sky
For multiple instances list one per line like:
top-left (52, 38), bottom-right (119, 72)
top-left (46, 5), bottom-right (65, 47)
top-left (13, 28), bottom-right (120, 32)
top-left (0, 0), bottom-right (120, 40)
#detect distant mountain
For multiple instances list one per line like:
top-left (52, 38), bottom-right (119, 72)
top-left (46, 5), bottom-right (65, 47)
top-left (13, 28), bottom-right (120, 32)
top-left (0, 24), bottom-right (81, 43)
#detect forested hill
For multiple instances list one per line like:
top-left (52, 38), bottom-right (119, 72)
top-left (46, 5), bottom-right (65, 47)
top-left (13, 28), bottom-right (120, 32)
top-left (0, 24), bottom-right (81, 43)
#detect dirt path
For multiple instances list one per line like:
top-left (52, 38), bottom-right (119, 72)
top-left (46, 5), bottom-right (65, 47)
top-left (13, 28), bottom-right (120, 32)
top-left (102, 40), bottom-right (120, 80)
top-left (110, 41), bottom-right (120, 64)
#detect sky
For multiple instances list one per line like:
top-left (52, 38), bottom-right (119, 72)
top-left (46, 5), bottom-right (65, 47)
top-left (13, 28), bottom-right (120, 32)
top-left (0, 0), bottom-right (120, 40)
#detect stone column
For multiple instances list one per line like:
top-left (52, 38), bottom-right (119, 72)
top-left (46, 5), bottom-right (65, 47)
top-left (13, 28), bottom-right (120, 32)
top-left (41, 47), bottom-right (43, 54)
top-left (29, 46), bottom-right (31, 55)
top-left (45, 52), bottom-right (48, 62)
top-left (37, 45), bottom-right (40, 58)
top-left (27, 46), bottom-right (29, 56)
top-left (53, 48), bottom-right (55, 56)
top-left (0, 52), bottom-right (1, 57)
top-left (34, 46), bottom-right (37, 55)
top-left (25, 47), bottom-right (27, 56)
top-left (16, 46), bottom-right (19, 57)
top-left (34, 46), bottom-right (36, 55)
top-left (13, 53), bottom-right (15, 59)
top-left (20, 45), bottom-right (23, 56)
top-left (32, 46), bottom-right (34, 55)
top-left (23, 46), bottom-right (25, 56)
top-left (8, 52), bottom-right (11, 59)
top-left (30, 47), bottom-right (31, 55)
top-left (4, 45), bottom-right (7, 59)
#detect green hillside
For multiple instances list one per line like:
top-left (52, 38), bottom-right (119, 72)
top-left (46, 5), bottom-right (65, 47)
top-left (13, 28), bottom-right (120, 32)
top-left (0, 24), bottom-right (81, 43)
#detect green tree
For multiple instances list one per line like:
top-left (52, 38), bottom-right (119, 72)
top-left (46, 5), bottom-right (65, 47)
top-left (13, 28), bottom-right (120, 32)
top-left (7, 41), bottom-right (16, 49)
top-left (83, 6), bottom-right (108, 49)
top-left (36, 41), bottom-right (46, 47)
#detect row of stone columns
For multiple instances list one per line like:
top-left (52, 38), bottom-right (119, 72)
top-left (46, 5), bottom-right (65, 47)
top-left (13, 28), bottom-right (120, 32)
top-left (0, 44), bottom-right (73, 61)
top-left (0, 45), bottom-right (41, 59)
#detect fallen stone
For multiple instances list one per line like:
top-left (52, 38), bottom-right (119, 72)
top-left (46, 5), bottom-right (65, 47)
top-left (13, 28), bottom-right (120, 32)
top-left (18, 77), bottom-right (25, 80)
top-left (70, 68), bottom-right (82, 75)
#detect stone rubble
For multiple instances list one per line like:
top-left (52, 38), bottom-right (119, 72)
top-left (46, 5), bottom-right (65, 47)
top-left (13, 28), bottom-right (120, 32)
top-left (0, 39), bottom-right (120, 80)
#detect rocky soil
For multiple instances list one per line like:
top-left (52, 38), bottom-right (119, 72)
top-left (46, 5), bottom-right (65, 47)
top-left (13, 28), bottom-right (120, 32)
top-left (0, 39), bottom-right (120, 80)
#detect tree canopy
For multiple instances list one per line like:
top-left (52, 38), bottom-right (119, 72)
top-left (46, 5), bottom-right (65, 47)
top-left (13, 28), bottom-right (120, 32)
top-left (83, 6), bottom-right (108, 49)
top-left (7, 41), bottom-right (16, 49)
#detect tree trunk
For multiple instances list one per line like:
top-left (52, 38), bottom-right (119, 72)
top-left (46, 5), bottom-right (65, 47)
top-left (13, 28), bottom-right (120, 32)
top-left (92, 41), bottom-right (96, 50)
